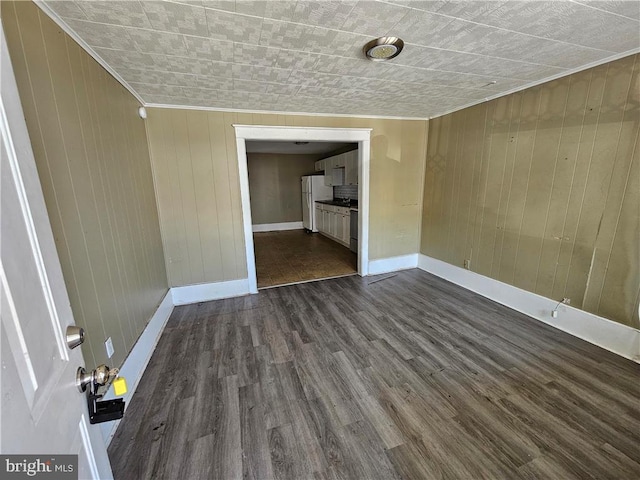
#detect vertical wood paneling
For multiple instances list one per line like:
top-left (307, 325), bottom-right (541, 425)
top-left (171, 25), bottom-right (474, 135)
top-left (535, 74), bottom-right (590, 299)
top-left (442, 112), bottom-right (461, 264)
top-left (597, 125), bottom-right (639, 322)
top-left (2, 1), bottom-right (168, 368)
top-left (564, 62), bottom-right (624, 308)
top-left (491, 93), bottom-right (523, 280)
top-left (419, 113), bottom-right (442, 259)
top-left (68, 38), bottom-right (130, 352)
top-left (226, 112), bottom-right (247, 275)
top-left (174, 111), bottom-right (205, 284)
top-left (421, 53), bottom-right (640, 329)
top-left (147, 110), bottom-right (428, 287)
top-left (188, 111), bottom-right (222, 283)
top-left (457, 104), bottom-right (485, 265)
top-left (86, 48), bottom-right (139, 353)
top-left (476, 96), bottom-right (509, 277)
top-left (470, 101), bottom-right (494, 274)
top-left (551, 65), bottom-right (607, 301)
top-left (45, 20), bottom-right (115, 350)
top-left (515, 78), bottom-right (568, 294)
top-left (147, 110), bottom-right (182, 286)
top-left (582, 56), bottom-right (638, 313)
top-left (500, 87), bottom-right (541, 286)
top-left (211, 112), bottom-right (238, 280)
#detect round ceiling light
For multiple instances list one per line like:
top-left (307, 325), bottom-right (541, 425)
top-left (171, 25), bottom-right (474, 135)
top-left (363, 37), bottom-right (404, 61)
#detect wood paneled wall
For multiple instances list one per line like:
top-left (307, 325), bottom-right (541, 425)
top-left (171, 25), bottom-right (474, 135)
top-left (421, 54), bottom-right (639, 329)
top-left (146, 109), bottom-right (427, 287)
top-left (2, 1), bottom-right (168, 368)
top-left (247, 153), bottom-right (318, 225)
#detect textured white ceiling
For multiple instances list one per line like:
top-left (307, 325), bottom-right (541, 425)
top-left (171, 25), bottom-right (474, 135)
top-left (41, 0), bottom-right (640, 119)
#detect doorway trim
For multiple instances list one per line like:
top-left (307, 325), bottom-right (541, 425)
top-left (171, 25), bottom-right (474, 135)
top-left (233, 125), bottom-right (372, 294)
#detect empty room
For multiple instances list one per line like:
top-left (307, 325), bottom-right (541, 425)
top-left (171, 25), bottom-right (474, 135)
top-left (1, 1), bottom-right (638, 479)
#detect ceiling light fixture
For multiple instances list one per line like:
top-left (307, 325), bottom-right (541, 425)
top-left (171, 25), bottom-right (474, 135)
top-left (363, 37), bottom-right (404, 62)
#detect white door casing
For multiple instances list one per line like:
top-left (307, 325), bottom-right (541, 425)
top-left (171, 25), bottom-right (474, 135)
top-left (234, 125), bottom-right (372, 293)
top-left (0, 25), bottom-right (112, 479)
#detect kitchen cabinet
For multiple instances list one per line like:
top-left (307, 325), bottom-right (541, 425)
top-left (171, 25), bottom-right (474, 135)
top-left (335, 212), bottom-right (345, 240)
top-left (344, 150), bottom-right (358, 185)
top-left (315, 202), bottom-right (350, 247)
top-left (328, 154), bottom-right (345, 168)
top-left (317, 152), bottom-right (357, 185)
top-left (323, 209), bottom-right (330, 235)
top-left (323, 167), bottom-right (344, 186)
top-left (315, 204), bottom-right (323, 232)
top-left (341, 213), bottom-right (350, 243)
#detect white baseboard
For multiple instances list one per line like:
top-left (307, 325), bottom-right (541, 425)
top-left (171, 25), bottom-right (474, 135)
top-left (418, 254), bottom-right (640, 363)
top-left (171, 278), bottom-right (250, 306)
top-left (368, 254), bottom-right (418, 276)
top-left (252, 221), bottom-right (303, 232)
top-left (100, 279), bottom-right (253, 443)
top-left (100, 290), bottom-right (174, 445)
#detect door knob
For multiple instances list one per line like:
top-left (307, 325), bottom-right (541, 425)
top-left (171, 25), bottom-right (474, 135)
top-left (76, 365), bottom-right (119, 393)
top-left (76, 365), bottom-right (126, 424)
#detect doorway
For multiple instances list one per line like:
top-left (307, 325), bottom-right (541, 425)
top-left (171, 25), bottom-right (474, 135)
top-left (234, 125), bottom-right (372, 294)
top-left (245, 140), bottom-right (358, 288)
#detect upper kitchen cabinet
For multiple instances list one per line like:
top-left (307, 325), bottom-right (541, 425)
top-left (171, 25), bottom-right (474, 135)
top-left (344, 150), bottom-right (358, 185)
top-left (328, 154), bottom-right (345, 169)
top-left (324, 167), bottom-right (344, 186)
top-left (316, 150), bottom-right (359, 186)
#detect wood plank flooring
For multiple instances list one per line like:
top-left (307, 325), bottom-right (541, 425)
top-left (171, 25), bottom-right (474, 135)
top-left (108, 269), bottom-right (640, 480)
top-left (253, 230), bottom-right (356, 288)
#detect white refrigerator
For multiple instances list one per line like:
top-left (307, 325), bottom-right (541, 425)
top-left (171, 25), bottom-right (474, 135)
top-left (301, 175), bottom-right (333, 232)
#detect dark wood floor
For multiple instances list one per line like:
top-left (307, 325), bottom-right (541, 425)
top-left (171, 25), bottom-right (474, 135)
top-left (254, 230), bottom-right (357, 288)
top-left (108, 269), bottom-right (640, 480)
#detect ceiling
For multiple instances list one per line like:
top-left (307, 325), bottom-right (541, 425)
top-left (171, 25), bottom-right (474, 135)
top-left (246, 140), bottom-right (353, 154)
top-left (40, 0), bottom-right (640, 119)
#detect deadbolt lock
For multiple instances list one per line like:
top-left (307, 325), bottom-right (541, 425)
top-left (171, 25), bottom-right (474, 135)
top-left (66, 325), bottom-right (85, 349)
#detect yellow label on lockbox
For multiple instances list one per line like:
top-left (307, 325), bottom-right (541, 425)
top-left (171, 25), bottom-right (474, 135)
top-left (113, 377), bottom-right (127, 396)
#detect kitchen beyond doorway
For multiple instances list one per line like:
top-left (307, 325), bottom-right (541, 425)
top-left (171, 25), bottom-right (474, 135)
top-left (234, 125), bottom-right (372, 293)
top-left (254, 230), bottom-right (356, 288)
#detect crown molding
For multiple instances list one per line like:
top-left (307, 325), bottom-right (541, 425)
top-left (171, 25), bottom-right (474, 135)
top-left (144, 102), bottom-right (430, 121)
top-left (429, 48), bottom-right (640, 120)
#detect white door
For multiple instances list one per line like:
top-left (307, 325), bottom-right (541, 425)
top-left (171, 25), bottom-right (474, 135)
top-left (0, 26), bottom-right (113, 479)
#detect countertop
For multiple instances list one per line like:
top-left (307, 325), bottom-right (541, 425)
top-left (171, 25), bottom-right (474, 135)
top-left (316, 199), bottom-right (358, 209)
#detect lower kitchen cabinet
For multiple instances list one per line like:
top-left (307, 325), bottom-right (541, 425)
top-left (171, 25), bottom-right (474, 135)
top-left (315, 203), bottom-right (350, 247)
top-left (315, 204), bottom-right (323, 232)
